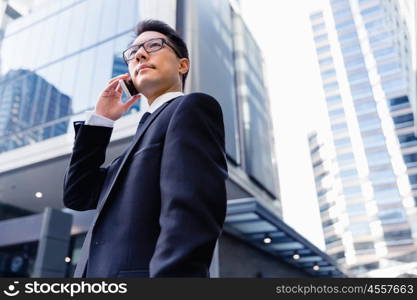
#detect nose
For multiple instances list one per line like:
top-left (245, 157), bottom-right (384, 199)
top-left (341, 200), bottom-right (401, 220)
top-left (134, 45), bottom-right (148, 63)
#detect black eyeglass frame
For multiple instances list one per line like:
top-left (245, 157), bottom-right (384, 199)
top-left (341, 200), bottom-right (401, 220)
top-left (122, 37), bottom-right (183, 64)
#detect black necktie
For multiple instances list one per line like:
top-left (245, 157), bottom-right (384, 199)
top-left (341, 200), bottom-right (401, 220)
top-left (135, 112), bottom-right (151, 135)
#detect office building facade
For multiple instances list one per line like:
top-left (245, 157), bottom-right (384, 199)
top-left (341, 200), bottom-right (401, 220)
top-left (309, 0), bottom-right (417, 276)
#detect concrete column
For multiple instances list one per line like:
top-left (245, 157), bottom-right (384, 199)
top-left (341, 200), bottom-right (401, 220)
top-left (32, 207), bottom-right (72, 277)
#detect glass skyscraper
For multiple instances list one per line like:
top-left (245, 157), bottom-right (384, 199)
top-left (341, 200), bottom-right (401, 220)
top-left (309, 0), bottom-right (417, 276)
top-left (0, 69), bottom-right (72, 151)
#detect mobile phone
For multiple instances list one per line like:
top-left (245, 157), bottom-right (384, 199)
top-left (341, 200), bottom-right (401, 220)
top-left (119, 78), bottom-right (139, 98)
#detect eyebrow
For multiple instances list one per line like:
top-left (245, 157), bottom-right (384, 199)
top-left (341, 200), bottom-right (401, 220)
top-left (131, 38), bottom-right (160, 46)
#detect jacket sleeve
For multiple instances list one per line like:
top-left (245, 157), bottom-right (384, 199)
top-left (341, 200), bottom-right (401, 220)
top-left (149, 93), bottom-right (228, 277)
top-left (62, 121), bottom-right (113, 211)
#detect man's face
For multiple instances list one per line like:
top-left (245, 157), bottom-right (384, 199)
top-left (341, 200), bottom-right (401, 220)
top-left (127, 31), bottom-right (188, 94)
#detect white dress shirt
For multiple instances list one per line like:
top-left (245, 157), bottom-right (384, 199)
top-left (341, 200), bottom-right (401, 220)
top-left (85, 91), bottom-right (184, 128)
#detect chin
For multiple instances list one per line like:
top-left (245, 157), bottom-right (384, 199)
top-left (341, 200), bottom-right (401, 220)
top-left (133, 77), bottom-right (145, 88)
top-left (136, 78), bottom-right (161, 90)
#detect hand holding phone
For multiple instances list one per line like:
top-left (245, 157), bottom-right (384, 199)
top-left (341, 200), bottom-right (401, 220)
top-left (94, 73), bottom-right (141, 121)
top-left (119, 77), bottom-right (140, 98)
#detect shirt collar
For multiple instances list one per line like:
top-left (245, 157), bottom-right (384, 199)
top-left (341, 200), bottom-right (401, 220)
top-left (146, 91), bottom-right (184, 114)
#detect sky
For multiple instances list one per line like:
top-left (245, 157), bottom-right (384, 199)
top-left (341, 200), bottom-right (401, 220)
top-left (239, 0), bottom-right (329, 250)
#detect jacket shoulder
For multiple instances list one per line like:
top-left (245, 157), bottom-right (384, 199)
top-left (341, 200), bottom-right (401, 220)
top-left (182, 92), bottom-right (222, 110)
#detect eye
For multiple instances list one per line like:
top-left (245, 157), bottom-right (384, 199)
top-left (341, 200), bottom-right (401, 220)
top-left (151, 42), bottom-right (160, 46)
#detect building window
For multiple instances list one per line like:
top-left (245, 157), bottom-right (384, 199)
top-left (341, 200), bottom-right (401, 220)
top-left (320, 202), bottom-right (331, 212)
top-left (350, 222), bottom-right (371, 236)
top-left (325, 233), bottom-right (340, 244)
top-left (340, 168), bottom-right (358, 179)
top-left (366, 150), bottom-right (390, 166)
top-left (377, 62), bottom-right (401, 74)
top-left (383, 229), bottom-right (412, 242)
top-left (333, 8), bottom-right (352, 19)
top-left (369, 31), bottom-right (391, 45)
top-left (393, 113), bottom-right (413, 125)
top-left (329, 108), bottom-right (345, 118)
top-left (374, 46), bottom-right (395, 59)
top-left (310, 11), bottom-right (324, 21)
top-left (378, 208), bottom-right (406, 225)
top-left (326, 95), bottom-right (342, 104)
top-left (348, 72), bottom-right (368, 82)
top-left (337, 152), bottom-right (355, 165)
top-left (331, 122), bottom-right (348, 132)
top-left (369, 168), bottom-right (395, 184)
top-left (343, 185), bottom-right (362, 197)
top-left (317, 188), bottom-right (329, 198)
top-left (362, 133), bottom-right (386, 148)
top-left (373, 187), bottom-right (401, 204)
top-left (324, 81), bottom-right (339, 91)
top-left (331, 251), bottom-right (345, 260)
top-left (341, 44), bottom-right (362, 56)
top-left (388, 95), bottom-right (409, 107)
top-left (314, 33), bottom-right (328, 42)
top-left (409, 174), bottom-right (417, 188)
top-left (351, 86), bottom-right (373, 100)
top-left (312, 23), bottom-right (326, 31)
top-left (317, 45), bottom-right (331, 54)
top-left (360, 5), bottom-right (382, 17)
top-left (404, 153), bottom-right (417, 166)
top-left (331, 0), bottom-right (349, 6)
top-left (382, 78), bottom-right (407, 93)
top-left (321, 69), bottom-right (336, 79)
top-left (354, 241), bottom-right (374, 251)
top-left (334, 137), bottom-right (351, 148)
top-left (354, 100), bottom-right (376, 114)
top-left (338, 32), bottom-right (358, 43)
top-left (358, 117), bottom-right (381, 131)
top-left (365, 18), bottom-right (384, 31)
top-left (346, 202), bottom-right (366, 217)
top-left (336, 19), bottom-right (355, 31)
top-left (319, 57), bottom-right (333, 66)
top-left (345, 57), bottom-right (365, 71)
top-left (398, 133), bottom-right (417, 144)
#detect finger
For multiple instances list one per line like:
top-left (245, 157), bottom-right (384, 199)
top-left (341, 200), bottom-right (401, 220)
top-left (107, 73), bottom-right (129, 84)
top-left (124, 94), bottom-right (141, 108)
top-left (107, 77), bottom-right (126, 87)
top-left (105, 79), bottom-right (120, 90)
top-left (116, 80), bottom-right (123, 93)
top-left (109, 73), bottom-right (129, 81)
top-left (101, 79), bottom-right (121, 96)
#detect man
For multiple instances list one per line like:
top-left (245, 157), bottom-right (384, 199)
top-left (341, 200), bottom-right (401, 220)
top-left (63, 19), bottom-right (228, 278)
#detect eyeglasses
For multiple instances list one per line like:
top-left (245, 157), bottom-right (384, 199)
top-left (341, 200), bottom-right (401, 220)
top-left (122, 38), bottom-right (182, 64)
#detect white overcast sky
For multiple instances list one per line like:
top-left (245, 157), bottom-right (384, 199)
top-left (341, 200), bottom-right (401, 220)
top-left (239, 0), bottom-right (328, 250)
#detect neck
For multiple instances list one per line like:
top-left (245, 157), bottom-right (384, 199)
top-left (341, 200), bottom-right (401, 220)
top-left (145, 86), bottom-right (182, 106)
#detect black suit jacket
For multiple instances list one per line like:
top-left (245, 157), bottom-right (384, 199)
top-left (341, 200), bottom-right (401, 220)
top-left (63, 92), bottom-right (228, 277)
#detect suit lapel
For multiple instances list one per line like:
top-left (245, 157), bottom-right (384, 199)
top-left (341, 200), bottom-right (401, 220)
top-left (95, 95), bottom-right (183, 215)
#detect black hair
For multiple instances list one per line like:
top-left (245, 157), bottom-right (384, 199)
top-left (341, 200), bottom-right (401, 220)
top-left (134, 19), bottom-right (189, 91)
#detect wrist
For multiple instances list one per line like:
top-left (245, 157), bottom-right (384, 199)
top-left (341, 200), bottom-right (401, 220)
top-left (85, 111), bottom-right (115, 128)
top-left (94, 110), bottom-right (117, 121)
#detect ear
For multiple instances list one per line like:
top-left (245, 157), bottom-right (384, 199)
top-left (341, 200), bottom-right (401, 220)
top-left (178, 57), bottom-right (190, 75)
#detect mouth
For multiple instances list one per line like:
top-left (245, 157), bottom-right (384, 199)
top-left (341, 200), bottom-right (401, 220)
top-left (135, 65), bottom-right (154, 76)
